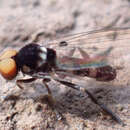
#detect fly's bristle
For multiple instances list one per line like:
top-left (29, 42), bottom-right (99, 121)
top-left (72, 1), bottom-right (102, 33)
top-left (0, 50), bottom-right (17, 60)
top-left (0, 58), bottom-right (17, 80)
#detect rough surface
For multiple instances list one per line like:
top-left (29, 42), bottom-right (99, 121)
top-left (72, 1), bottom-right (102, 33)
top-left (0, 0), bottom-right (130, 130)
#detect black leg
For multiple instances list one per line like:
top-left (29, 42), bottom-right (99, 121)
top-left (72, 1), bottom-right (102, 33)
top-left (53, 78), bottom-right (125, 126)
top-left (16, 78), bottom-right (36, 89)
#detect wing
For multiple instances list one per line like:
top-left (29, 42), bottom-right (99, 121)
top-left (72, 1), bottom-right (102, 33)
top-left (44, 27), bottom-right (130, 85)
top-left (47, 26), bottom-right (128, 51)
top-left (46, 27), bottom-right (129, 68)
top-left (48, 27), bottom-right (130, 49)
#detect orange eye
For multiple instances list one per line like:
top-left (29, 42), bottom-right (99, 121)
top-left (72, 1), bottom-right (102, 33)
top-left (0, 50), bottom-right (17, 60)
top-left (0, 58), bottom-right (17, 80)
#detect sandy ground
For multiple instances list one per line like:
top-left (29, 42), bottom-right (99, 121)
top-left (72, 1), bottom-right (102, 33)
top-left (0, 0), bottom-right (130, 130)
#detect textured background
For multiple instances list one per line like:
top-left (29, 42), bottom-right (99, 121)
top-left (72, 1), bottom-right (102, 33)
top-left (0, 0), bottom-right (130, 129)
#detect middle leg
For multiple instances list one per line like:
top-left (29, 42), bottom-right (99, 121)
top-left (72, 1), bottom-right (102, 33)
top-left (42, 79), bottom-right (63, 120)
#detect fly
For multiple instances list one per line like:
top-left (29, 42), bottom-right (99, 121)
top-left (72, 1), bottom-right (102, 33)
top-left (0, 27), bottom-right (130, 126)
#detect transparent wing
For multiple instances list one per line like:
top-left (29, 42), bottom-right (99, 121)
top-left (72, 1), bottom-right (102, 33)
top-left (48, 27), bottom-right (130, 49)
top-left (47, 27), bottom-right (130, 65)
top-left (45, 27), bottom-right (130, 85)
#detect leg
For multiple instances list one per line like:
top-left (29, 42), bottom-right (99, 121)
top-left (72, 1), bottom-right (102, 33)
top-left (43, 80), bottom-right (52, 95)
top-left (42, 79), bottom-right (63, 120)
top-left (78, 47), bottom-right (90, 59)
top-left (16, 78), bottom-right (36, 89)
top-left (52, 76), bottom-right (125, 126)
top-left (67, 48), bottom-right (76, 57)
top-left (17, 77), bottom-right (62, 120)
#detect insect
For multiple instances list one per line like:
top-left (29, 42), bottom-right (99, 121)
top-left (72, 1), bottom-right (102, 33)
top-left (0, 27), bottom-right (130, 126)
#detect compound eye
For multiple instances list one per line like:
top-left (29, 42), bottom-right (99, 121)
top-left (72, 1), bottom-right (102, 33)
top-left (0, 50), bottom-right (17, 60)
top-left (0, 58), bottom-right (17, 80)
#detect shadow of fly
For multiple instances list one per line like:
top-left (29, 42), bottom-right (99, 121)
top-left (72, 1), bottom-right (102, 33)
top-left (1, 27), bottom-right (129, 126)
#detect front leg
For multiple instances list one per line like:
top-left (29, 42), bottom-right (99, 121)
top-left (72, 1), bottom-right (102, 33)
top-left (16, 78), bottom-right (36, 89)
top-left (16, 77), bottom-right (62, 120)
